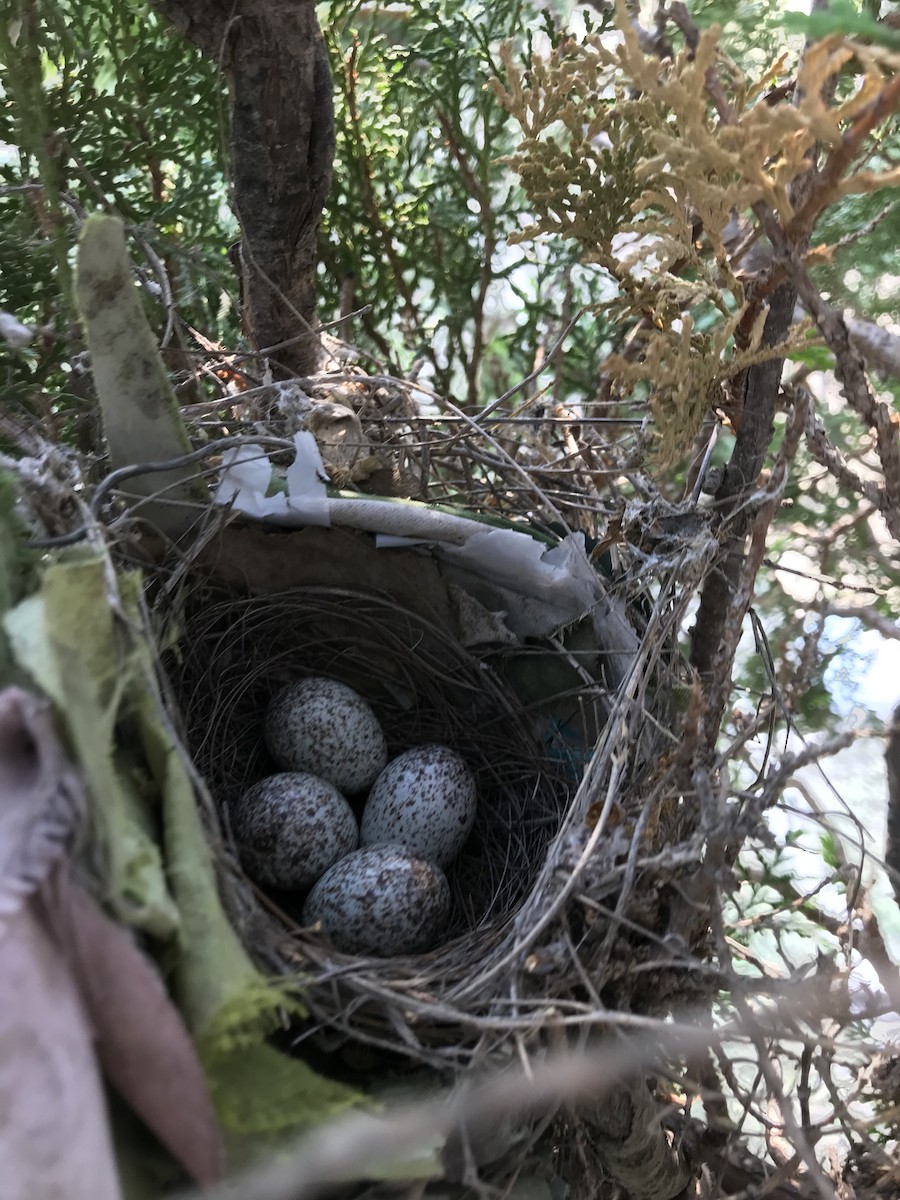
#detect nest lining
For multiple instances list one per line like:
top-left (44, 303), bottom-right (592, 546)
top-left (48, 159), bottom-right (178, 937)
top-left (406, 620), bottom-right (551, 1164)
top-left (173, 585), bottom-right (580, 970)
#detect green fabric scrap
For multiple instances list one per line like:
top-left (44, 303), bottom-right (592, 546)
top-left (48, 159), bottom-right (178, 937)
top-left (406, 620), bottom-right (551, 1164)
top-left (112, 747), bottom-right (183, 939)
top-left (3, 594), bottom-right (61, 695)
top-left (3, 554), bottom-right (180, 938)
top-left (75, 214), bottom-right (206, 541)
top-left (130, 641), bottom-right (288, 1041)
top-left (208, 1047), bottom-right (442, 1183)
top-left (193, 981), bottom-right (307, 1059)
top-left (206, 1042), bottom-right (364, 1137)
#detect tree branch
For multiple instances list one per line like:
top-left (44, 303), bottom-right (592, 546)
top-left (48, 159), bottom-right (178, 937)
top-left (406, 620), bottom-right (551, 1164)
top-left (150, 0), bottom-right (334, 375)
top-left (820, 604), bottom-right (900, 641)
top-left (774, 254), bottom-right (900, 539)
top-left (885, 705), bottom-right (900, 907)
top-left (844, 313), bottom-right (900, 381)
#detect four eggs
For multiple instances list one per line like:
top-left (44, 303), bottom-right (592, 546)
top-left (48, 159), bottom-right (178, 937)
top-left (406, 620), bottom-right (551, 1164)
top-left (228, 677), bottom-right (478, 956)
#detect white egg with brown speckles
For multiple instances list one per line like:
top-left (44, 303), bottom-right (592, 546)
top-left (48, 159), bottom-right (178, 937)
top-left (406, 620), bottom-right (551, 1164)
top-left (230, 772), bottom-right (358, 889)
top-left (302, 845), bottom-right (450, 956)
top-left (264, 677), bottom-right (387, 795)
top-left (360, 744), bottom-right (477, 867)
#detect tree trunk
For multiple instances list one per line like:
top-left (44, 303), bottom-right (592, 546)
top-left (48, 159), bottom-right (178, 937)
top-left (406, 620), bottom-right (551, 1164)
top-left (150, 0), bottom-right (334, 376)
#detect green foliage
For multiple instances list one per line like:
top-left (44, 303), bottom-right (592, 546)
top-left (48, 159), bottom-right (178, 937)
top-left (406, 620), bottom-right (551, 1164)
top-left (693, 0), bottom-right (802, 51)
top-left (1, 0), bottom-right (622, 422)
top-left (820, 830), bottom-right (841, 870)
top-left (318, 0), bottom-right (618, 406)
top-left (784, 0), bottom-right (900, 51)
top-left (0, 0), bottom-right (232, 433)
top-left (812, 188), bottom-right (900, 321)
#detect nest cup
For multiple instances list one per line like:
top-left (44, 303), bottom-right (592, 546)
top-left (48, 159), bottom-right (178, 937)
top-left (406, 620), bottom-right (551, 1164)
top-left (171, 577), bottom-right (579, 1036)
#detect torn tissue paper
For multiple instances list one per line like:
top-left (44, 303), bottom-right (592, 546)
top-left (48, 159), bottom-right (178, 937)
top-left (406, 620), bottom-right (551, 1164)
top-left (214, 431), bottom-right (331, 526)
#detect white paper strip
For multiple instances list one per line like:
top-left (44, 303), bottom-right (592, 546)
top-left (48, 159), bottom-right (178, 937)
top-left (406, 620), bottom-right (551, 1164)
top-left (214, 432), bottom-right (331, 526)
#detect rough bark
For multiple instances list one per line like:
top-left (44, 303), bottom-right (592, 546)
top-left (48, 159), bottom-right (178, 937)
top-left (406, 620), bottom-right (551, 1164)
top-left (689, 277), bottom-right (798, 699)
top-left (885, 702), bottom-right (900, 906)
top-left (150, 0), bottom-right (334, 376)
top-left (843, 314), bottom-right (900, 382)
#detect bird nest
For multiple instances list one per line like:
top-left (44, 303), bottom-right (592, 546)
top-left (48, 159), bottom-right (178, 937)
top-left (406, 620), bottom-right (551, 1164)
top-left (159, 512), bottom-right (699, 1072)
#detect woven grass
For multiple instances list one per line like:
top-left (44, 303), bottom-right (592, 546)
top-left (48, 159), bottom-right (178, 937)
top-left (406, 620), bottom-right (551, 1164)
top-left (157, 500), bottom-right (701, 1070)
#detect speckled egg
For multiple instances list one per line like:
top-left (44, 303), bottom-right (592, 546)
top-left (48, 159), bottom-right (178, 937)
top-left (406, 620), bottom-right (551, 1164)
top-left (360, 744), bottom-right (477, 867)
top-left (229, 772), bottom-right (358, 889)
top-left (264, 677), bottom-right (388, 795)
top-left (302, 845), bottom-right (451, 956)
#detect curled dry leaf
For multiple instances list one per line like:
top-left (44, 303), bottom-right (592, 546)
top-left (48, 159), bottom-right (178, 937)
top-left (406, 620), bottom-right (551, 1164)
top-left (0, 686), bottom-right (83, 920)
top-left (41, 866), bottom-right (225, 1187)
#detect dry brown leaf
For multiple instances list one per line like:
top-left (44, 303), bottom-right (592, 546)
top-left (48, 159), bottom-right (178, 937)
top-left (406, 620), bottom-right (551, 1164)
top-left (41, 865), bottom-right (225, 1187)
top-left (0, 687), bottom-right (83, 920)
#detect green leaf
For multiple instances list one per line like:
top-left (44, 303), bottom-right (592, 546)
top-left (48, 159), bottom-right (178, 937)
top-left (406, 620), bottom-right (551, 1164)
top-left (782, 3), bottom-right (900, 50)
top-left (820, 831), bottom-right (841, 870)
top-left (4, 553), bottom-right (181, 938)
top-left (787, 344), bottom-right (834, 371)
